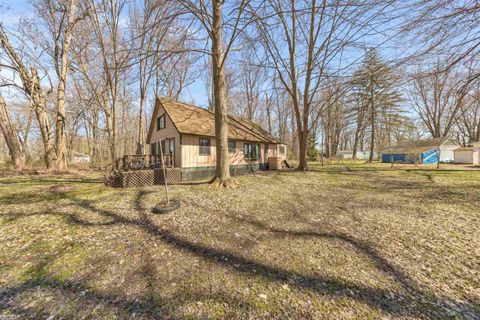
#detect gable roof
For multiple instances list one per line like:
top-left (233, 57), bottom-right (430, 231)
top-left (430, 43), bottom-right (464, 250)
top-left (146, 97), bottom-right (281, 144)
top-left (382, 138), bottom-right (458, 154)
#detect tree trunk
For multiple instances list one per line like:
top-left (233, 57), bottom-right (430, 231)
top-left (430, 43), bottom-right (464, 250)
top-left (54, 0), bottom-right (77, 171)
top-left (211, 0), bottom-right (231, 186)
top-left (368, 117), bottom-right (375, 163)
top-left (31, 68), bottom-right (55, 168)
top-left (368, 94), bottom-right (375, 163)
top-left (137, 93), bottom-right (146, 154)
top-left (0, 27), bottom-right (54, 168)
top-left (0, 95), bottom-right (26, 170)
top-left (297, 126), bottom-right (308, 170)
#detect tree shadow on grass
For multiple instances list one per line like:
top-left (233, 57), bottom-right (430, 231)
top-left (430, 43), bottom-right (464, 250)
top-left (0, 276), bottom-right (253, 319)
top-left (2, 190), bottom-right (479, 319)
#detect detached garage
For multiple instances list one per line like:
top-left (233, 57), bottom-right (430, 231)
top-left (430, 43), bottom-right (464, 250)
top-left (454, 143), bottom-right (480, 165)
top-left (474, 147), bottom-right (480, 165)
top-left (454, 147), bottom-right (473, 164)
top-left (381, 138), bottom-right (459, 164)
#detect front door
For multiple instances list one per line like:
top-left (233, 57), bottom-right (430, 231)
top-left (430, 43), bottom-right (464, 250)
top-left (160, 138), bottom-right (175, 167)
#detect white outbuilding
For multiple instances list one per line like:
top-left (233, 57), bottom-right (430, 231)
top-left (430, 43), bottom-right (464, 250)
top-left (454, 147), bottom-right (474, 164)
top-left (473, 143), bottom-right (480, 165)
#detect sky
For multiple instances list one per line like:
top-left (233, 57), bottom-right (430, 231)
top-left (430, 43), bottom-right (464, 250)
top-left (0, 0), bottom-right (418, 111)
top-left (0, 0), bottom-right (209, 108)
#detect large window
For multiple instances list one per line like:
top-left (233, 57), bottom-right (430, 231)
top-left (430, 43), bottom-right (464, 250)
top-left (278, 145), bottom-right (286, 156)
top-left (199, 137), bottom-right (211, 156)
top-left (156, 115), bottom-right (165, 131)
top-left (228, 140), bottom-right (236, 153)
top-left (244, 143), bottom-right (260, 160)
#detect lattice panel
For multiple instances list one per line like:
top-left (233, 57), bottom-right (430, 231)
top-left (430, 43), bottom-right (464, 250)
top-left (120, 168), bottom-right (182, 188)
top-left (181, 168), bottom-right (216, 182)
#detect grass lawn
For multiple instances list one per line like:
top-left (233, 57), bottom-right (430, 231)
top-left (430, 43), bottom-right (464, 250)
top-left (0, 163), bottom-right (479, 319)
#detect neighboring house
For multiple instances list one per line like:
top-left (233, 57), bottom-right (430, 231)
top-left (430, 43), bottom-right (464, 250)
top-left (71, 152), bottom-right (90, 164)
top-left (336, 150), bottom-right (378, 160)
top-left (454, 142), bottom-right (480, 165)
top-left (146, 97), bottom-right (287, 178)
top-left (381, 138), bottom-right (459, 164)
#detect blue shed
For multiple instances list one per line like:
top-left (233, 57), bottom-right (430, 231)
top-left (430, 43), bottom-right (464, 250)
top-left (381, 138), bottom-right (457, 164)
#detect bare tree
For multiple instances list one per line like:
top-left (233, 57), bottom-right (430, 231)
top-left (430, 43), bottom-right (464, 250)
top-left (33, 0), bottom-right (88, 169)
top-left (408, 63), bottom-right (465, 139)
top-left (177, 0), bottom-right (251, 187)
top-left (0, 94), bottom-right (26, 169)
top-left (87, 0), bottom-right (130, 164)
top-left (129, 0), bottom-right (180, 154)
top-left (253, 0), bottom-right (393, 169)
top-left (0, 24), bottom-right (55, 168)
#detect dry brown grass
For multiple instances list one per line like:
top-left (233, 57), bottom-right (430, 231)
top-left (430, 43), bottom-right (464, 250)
top-left (0, 164), bottom-right (479, 319)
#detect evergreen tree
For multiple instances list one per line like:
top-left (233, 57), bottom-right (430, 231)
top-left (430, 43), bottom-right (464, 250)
top-left (351, 49), bottom-right (404, 162)
top-left (307, 133), bottom-right (319, 161)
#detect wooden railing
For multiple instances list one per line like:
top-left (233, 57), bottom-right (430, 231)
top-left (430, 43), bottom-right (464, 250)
top-left (115, 154), bottom-right (174, 171)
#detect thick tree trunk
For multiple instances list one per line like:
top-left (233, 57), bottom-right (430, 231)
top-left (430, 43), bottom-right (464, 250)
top-left (0, 27), bottom-right (54, 168)
top-left (211, 0), bottom-right (231, 186)
top-left (54, 0), bottom-right (77, 171)
top-left (297, 129), bottom-right (308, 170)
top-left (31, 68), bottom-right (55, 168)
top-left (0, 95), bottom-right (26, 170)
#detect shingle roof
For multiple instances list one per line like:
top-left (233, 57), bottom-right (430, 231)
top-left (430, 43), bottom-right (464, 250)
top-left (147, 97), bottom-right (281, 144)
top-left (382, 138), bottom-right (455, 154)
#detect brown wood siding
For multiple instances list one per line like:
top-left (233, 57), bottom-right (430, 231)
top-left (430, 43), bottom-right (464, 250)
top-left (181, 134), bottom-right (279, 168)
top-left (149, 103), bottom-right (181, 168)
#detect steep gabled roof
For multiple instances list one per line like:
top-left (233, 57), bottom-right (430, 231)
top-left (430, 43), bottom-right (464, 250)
top-left (382, 137), bottom-right (458, 154)
top-left (147, 97), bottom-right (281, 144)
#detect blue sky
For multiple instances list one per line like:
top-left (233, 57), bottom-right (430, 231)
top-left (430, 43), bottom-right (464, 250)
top-left (0, 0), bottom-right (209, 107)
top-left (0, 0), bottom-right (412, 110)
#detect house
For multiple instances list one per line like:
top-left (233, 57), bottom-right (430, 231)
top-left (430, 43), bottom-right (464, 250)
top-left (454, 142), bottom-right (480, 165)
top-left (145, 97), bottom-right (287, 179)
top-left (71, 152), bottom-right (90, 164)
top-left (381, 138), bottom-right (459, 164)
top-left (336, 150), bottom-right (378, 160)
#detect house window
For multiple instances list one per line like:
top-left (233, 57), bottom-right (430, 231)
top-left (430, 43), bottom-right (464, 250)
top-left (278, 145), bottom-right (286, 156)
top-left (199, 137), bottom-right (211, 156)
top-left (244, 143), bottom-right (260, 160)
top-left (264, 144), bottom-right (269, 159)
top-left (228, 140), bottom-right (236, 153)
top-left (156, 115), bottom-right (165, 131)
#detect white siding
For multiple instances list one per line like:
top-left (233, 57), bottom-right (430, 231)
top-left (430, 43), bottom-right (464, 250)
top-left (473, 149), bottom-right (479, 165)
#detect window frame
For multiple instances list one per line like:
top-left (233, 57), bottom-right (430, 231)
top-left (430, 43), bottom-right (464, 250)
top-left (244, 143), bottom-right (260, 160)
top-left (156, 114), bottom-right (165, 131)
top-left (228, 140), bottom-right (236, 154)
top-left (199, 137), bottom-right (211, 156)
top-left (278, 145), bottom-right (286, 156)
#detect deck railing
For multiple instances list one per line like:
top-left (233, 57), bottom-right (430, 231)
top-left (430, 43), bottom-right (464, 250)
top-left (115, 154), bottom-right (174, 171)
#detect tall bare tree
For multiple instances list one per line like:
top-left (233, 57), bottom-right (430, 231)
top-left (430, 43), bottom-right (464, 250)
top-left (0, 24), bottom-right (55, 168)
top-left (408, 63), bottom-right (465, 139)
top-left (33, 0), bottom-right (87, 169)
top-left (0, 94), bottom-right (26, 169)
top-left (178, 0), bottom-right (251, 187)
top-left (253, 0), bottom-right (392, 169)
